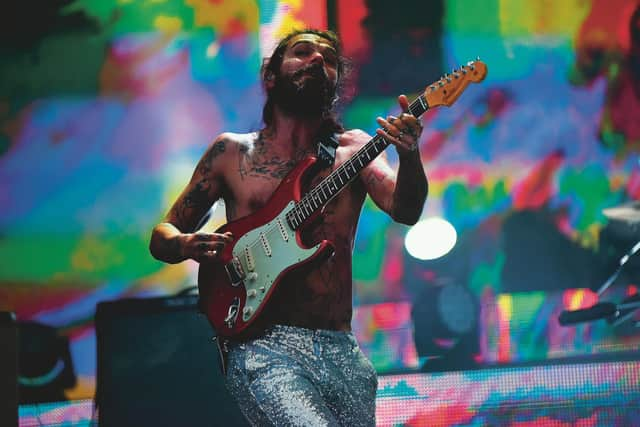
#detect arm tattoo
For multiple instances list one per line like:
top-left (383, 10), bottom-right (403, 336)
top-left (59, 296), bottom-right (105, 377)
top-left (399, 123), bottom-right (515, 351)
top-left (175, 139), bottom-right (227, 227)
top-left (198, 139), bottom-right (227, 175)
top-left (365, 168), bottom-right (387, 188)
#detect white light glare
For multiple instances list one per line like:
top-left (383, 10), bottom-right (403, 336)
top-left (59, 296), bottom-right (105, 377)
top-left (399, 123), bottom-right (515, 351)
top-left (404, 217), bottom-right (457, 260)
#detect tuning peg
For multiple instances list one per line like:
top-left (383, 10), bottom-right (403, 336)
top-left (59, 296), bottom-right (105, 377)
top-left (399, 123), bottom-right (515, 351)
top-left (476, 56), bottom-right (481, 61)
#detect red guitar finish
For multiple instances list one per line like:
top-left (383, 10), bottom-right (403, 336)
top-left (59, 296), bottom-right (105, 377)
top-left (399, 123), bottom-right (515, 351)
top-left (198, 157), bottom-right (333, 338)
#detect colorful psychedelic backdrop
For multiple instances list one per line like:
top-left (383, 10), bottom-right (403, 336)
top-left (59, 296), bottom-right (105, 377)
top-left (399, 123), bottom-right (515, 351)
top-left (1, 0), bottom-right (640, 400)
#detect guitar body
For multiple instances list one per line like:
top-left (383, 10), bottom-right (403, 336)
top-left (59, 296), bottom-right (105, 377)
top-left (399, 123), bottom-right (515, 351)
top-left (198, 157), bottom-right (334, 338)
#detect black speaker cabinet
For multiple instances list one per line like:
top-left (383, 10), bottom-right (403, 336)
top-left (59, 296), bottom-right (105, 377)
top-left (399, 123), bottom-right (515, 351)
top-left (0, 312), bottom-right (18, 427)
top-left (95, 295), bottom-right (247, 427)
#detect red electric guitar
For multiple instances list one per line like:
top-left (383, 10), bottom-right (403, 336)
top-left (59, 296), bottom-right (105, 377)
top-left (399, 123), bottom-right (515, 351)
top-left (198, 60), bottom-right (488, 338)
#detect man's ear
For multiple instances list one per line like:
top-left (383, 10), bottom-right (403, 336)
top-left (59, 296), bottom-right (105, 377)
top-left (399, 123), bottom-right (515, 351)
top-left (264, 71), bottom-right (275, 88)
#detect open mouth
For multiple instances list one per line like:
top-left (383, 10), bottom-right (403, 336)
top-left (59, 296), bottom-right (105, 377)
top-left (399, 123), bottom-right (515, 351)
top-left (295, 65), bottom-right (326, 80)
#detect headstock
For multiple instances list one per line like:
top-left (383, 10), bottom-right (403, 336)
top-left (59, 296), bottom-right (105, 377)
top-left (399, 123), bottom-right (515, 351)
top-left (423, 59), bottom-right (488, 108)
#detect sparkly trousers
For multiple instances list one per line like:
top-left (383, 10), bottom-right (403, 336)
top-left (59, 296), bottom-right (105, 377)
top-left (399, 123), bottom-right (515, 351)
top-left (225, 325), bottom-right (378, 426)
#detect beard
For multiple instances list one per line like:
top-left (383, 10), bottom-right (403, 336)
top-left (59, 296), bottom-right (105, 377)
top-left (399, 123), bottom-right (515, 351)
top-left (269, 64), bottom-right (337, 118)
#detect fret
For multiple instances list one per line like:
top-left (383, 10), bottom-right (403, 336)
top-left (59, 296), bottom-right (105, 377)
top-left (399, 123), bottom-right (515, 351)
top-left (408, 100), bottom-right (420, 117)
top-left (337, 173), bottom-right (344, 185)
top-left (344, 167), bottom-right (353, 180)
top-left (417, 95), bottom-right (427, 114)
top-left (320, 185), bottom-right (328, 200)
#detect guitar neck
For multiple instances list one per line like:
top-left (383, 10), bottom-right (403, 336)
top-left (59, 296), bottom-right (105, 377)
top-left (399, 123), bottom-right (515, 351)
top-left (286, 94), bottom-right (430, 230)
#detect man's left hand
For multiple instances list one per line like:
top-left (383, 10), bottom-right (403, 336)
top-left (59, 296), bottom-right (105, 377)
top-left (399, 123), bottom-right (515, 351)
top-left (376, 95), bottom-right (423, 157)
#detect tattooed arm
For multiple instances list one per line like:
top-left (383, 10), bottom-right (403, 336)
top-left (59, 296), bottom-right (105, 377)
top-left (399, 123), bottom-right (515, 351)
top-left (149, 135), bottom-right (233, 264)
top-left (358, 144), bottom-right (427, 225)
top-left (343, 96), bottom-right (428, 225)
top-left (368, 94), bottom-right (428, 225)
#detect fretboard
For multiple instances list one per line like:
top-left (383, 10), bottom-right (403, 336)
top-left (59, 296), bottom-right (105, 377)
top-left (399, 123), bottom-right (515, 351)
top-left (286, 94), bottom-right (430, 230)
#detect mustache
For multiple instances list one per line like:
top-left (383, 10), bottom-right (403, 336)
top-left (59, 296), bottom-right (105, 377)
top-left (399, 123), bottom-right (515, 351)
top-left (292, 63), bottom-right (328, 81)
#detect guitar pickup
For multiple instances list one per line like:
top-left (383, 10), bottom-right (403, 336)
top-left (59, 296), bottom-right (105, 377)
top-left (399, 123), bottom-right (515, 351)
top-left (244, 246), bottom-right (255, 272)
top-left (259, 232), bottom-right (272, 257)
top-left (225, 256), bottom-right (246, 287)
top-left (276, 218), bottom-right (289, 242)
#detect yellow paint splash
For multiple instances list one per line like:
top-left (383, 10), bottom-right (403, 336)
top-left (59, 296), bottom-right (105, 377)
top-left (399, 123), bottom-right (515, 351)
top-left (154, 15), bottom-right (183, 33)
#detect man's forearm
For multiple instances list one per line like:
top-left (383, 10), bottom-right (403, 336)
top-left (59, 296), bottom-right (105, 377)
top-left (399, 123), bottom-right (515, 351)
top-left (391, 151), bottom-right (428, 225)
top-left (149, 223), bottom-right (187, 264)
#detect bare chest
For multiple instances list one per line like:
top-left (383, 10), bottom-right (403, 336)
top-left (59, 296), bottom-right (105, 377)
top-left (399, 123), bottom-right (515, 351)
top-left (222, 146), bottom-right (365, 243)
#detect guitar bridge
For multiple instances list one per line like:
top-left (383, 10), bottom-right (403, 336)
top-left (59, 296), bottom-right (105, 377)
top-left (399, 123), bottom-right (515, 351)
top-left (225, 256), bottom-right (246, 287)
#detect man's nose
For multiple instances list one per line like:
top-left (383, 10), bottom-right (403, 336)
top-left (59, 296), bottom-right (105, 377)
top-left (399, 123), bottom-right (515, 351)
top-left (309, 51), bottom-right (325, 65)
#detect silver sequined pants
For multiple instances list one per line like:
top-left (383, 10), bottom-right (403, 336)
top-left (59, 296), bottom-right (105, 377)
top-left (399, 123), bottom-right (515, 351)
top-left (225, 324), bottom-right (378, 426)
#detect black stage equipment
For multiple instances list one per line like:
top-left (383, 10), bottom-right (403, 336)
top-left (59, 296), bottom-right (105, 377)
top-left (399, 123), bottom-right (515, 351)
top-left (0, 312), bottom-right (18, 427)
top-left (18, 321), bottom-right (76, 404)
top-left (559, 201), bottom-right (640, 327)
top-left (95, 293), bottom-right (247, 427)
top-left (412, 282), bottom-right (479, 371)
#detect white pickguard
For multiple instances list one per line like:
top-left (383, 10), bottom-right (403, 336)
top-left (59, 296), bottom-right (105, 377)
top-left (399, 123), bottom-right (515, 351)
top-left (232, 201), bottom-right (321, 322)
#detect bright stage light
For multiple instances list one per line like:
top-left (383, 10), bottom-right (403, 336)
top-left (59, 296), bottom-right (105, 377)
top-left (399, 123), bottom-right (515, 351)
top-left (404, 217), bottom-right (457, 260)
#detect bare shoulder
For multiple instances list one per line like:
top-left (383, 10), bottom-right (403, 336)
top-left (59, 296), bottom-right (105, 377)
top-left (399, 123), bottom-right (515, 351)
top-left (200, 132), bottom-right (256, 164)
top-left (210, 131), bottom-right (256, 153)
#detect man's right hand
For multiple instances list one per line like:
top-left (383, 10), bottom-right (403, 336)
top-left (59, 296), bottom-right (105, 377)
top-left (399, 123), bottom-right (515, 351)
top-left (181, 231), bottom-right (234, 263)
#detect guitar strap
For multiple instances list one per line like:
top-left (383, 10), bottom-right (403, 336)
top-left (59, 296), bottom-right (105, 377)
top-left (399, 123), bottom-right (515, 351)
top-left (316, 133), bottom-right (340, 169)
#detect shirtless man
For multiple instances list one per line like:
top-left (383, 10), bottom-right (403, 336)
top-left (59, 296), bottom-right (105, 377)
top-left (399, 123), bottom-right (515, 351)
top-left (149, 29), bottom-right (427, 426)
